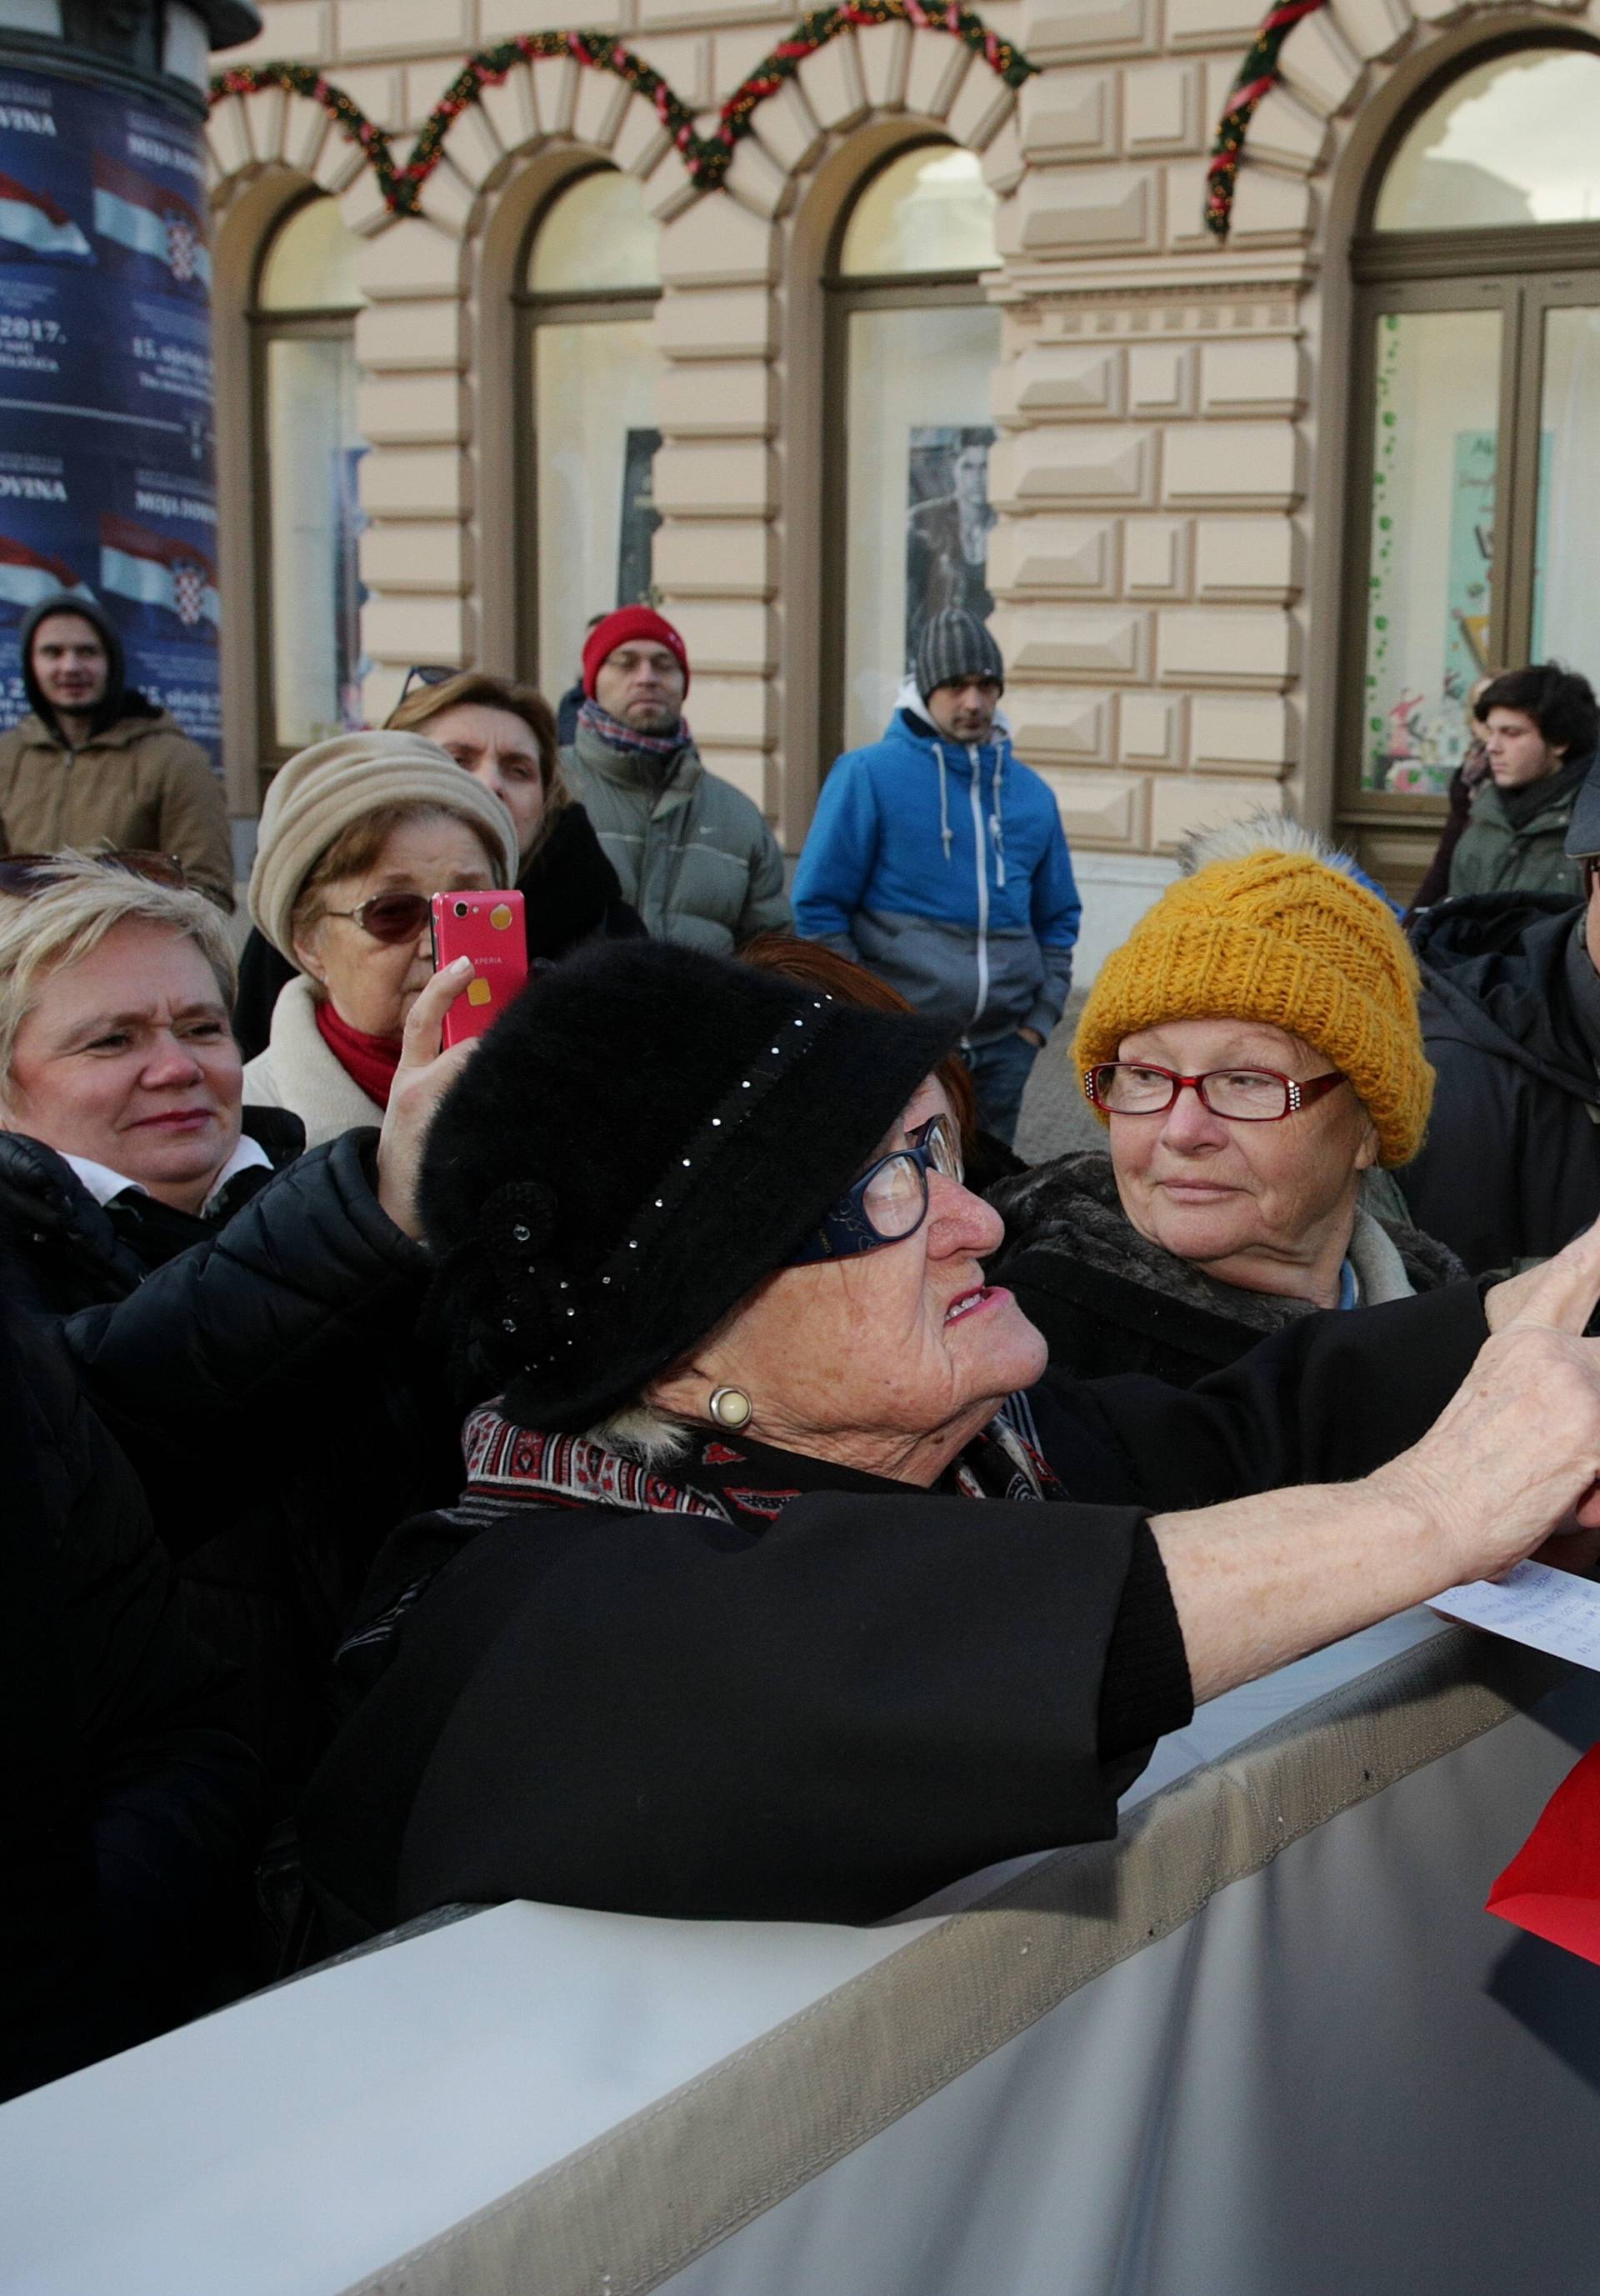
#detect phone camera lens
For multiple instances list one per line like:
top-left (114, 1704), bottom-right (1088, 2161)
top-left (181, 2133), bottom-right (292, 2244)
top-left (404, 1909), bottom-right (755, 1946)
top-left (453, 901), bottom-right (468, 917)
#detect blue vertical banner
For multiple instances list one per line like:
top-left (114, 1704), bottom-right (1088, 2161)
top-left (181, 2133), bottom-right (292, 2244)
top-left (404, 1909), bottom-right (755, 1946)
top-left (0, 65), bottom-right (220, 765)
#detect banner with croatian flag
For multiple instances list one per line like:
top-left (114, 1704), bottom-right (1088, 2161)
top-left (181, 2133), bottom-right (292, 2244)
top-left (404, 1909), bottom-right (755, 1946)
top-left (0, 170), bottom-right (92, 263)
top-left (92, 152), bottom-right (210, 292)
top-left (0, 66), bottom-right (219, 763)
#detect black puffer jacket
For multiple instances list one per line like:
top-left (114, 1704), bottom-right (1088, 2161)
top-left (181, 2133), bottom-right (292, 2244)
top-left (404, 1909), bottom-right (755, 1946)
top-left (0, 1107), bottom-right (304, 1318)
top-left (58, 1132), bottom-right (451, 1805)
top-left (0, 1295), bottom-right (262, 2100)
top-left (1398, 893), bottom-right (1600, 1272)
top-left (988, 1152), bottom-right (1462, 1386)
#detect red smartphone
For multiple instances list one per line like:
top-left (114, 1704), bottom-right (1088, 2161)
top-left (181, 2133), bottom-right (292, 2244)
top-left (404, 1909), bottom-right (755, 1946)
top-left (430, 889), bottom-right (528, 1047)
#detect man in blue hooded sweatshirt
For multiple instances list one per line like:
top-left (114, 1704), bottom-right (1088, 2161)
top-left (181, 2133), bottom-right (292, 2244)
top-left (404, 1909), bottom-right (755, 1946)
top-left (793, 609), bottom-right (1081, 1143)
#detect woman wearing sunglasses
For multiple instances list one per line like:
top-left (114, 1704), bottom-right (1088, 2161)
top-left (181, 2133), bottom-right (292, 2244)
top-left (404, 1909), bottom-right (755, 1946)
top-left (299, 937), bottom-right (1599, 1944)
top-left (988, 819), bottom-right (1459, 1387)
top-left (242, 732), bottom-right (519, 1145)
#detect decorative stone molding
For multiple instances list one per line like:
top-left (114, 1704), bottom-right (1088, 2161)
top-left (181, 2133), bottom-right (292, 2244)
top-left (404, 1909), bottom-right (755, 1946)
top-left (211, 3), bottom-right (1035, 213)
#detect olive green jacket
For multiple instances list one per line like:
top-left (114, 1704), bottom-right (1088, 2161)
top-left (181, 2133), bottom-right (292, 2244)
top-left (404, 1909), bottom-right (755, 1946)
top-left (1447, 768), bottom-right (1587, 903)
top-left (560, 720), bottom-right (790, 954)
top-left (0, 708), bottom-right (234, 910)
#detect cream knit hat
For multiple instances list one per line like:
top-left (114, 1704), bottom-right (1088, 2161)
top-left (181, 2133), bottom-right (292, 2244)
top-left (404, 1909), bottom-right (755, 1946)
top-left (248, 731), bottom-right (520, 958)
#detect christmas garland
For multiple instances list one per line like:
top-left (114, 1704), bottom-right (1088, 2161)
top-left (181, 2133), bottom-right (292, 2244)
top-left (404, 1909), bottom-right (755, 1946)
top-left (1204, 0), bottom-right (1328, 240)
top-left (212, 4), bottom-right (1036, 215)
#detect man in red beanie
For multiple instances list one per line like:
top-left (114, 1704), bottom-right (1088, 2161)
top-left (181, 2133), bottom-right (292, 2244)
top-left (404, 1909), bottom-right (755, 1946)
top-left (560, 606), bottom-right (790, 953)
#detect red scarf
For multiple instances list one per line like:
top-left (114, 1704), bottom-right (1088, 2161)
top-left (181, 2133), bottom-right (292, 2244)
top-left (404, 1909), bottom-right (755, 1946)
top-left (314, 998), bottom-right (402, 1109)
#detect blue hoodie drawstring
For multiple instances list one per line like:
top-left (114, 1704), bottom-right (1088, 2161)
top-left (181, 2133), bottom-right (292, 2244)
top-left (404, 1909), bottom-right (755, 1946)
top-left (935, 742), bottom-right (953, 861)
top-left (989, 739), bottom-right (1008, 888)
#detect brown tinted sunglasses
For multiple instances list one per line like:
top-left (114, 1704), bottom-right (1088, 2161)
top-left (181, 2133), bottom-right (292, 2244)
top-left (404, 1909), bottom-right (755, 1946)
top-left (0, 849), bottom-right (188, 894)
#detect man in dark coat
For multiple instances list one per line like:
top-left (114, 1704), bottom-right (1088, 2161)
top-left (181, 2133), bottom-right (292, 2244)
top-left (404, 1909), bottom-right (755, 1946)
top-left (1398, 882), bottom-right (1600, 1273)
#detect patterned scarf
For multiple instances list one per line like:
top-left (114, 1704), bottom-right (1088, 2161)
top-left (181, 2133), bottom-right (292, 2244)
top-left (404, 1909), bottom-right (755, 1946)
top-left (578, 694), bottom-right (689, 763)
top-left (452, 1392), bottom-right (1066, 1535)
top-left (337, 1393), bottom-right (1068, 1678)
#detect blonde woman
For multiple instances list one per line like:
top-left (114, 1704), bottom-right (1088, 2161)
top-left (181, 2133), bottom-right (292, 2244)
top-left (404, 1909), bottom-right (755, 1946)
top-left (0, 849), bottom-right (299, 1317)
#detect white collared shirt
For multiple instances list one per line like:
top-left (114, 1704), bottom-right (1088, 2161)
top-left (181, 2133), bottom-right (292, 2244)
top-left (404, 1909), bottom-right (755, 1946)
top-left (62, 1132), bottom-right (273, 1217)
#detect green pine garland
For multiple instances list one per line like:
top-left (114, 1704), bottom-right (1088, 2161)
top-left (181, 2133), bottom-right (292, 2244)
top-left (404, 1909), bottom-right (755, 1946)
top-left (1204, 0), bottom-right (1328, 241)
top-left (212, 5), bottom-right (1036, 215)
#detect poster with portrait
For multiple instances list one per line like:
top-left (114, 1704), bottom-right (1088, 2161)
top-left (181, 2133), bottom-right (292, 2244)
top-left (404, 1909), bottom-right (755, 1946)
top-left (0, 65), bottom-right (220, 763)
top-left (904, 424), bottom-right (997, 669)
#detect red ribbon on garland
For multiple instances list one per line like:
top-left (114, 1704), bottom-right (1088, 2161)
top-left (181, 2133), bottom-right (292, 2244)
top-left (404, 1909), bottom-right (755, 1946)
top-left (1204, 0), bottom-right (1328, 242)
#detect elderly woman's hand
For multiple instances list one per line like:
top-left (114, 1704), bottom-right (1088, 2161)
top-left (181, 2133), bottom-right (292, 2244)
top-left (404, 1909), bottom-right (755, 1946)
top-left (1154, 1218), bottom-right (1600, 1704)
top-left (1387, 1218), bottom-right (1600, 1576)
top-left (375, 958), bottom-right (479, 1242)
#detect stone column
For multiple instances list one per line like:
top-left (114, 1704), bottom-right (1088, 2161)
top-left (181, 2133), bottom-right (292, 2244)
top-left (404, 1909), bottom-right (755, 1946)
top-left (987, 0), bottom-right (1317, 973)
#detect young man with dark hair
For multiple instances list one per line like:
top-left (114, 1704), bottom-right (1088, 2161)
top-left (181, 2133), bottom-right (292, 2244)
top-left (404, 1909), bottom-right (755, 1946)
top-left (0, 593), bottom-right (233, 910)
top-left (1447, 661), bottom-right (1600, 901)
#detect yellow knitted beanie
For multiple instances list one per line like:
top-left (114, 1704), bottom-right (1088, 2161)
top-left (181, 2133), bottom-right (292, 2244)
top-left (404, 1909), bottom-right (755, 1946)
top-left (1072, 848), bottom-right (1432, 1166)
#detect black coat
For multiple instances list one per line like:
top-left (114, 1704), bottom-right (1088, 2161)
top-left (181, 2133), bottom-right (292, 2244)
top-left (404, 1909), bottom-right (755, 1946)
top-left (0, 1296), bottom-right (262, 2100)
top-left (231, 801), bottom-right (642, 1059)
top-left (1398, 893), bottom-right (1600, 1272)
top-left (0, 1107), bottom-right (303, 1318)
top-left (988, 1151), bottom-right (1462, 1386)
top-left (57, 1132), bottom-right (453, 1804)
top-left (300, 1283), bottom-right (1489, 1942)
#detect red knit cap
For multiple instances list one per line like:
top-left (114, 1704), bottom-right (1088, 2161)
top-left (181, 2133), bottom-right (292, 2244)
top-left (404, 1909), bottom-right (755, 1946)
top-left (582, 608), bottom-right (691, 699)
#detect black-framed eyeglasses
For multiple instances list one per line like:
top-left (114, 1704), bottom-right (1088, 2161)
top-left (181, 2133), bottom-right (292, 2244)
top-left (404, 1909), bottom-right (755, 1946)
top-left (398, 664), bottom-right (457, 704)
top-left (1085, 1063), bottom-right (1348, 1123)
top-left (788, 1114), bottom-right (965, 1266)
top-left (0, 848), bottom-right (187, 895)
top-left (321, 890), bottom-right (433, 945)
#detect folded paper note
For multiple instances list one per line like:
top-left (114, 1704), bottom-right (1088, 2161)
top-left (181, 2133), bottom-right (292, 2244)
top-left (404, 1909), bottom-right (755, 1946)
top-left (1429, 1561), bottom-right (1600, 1668)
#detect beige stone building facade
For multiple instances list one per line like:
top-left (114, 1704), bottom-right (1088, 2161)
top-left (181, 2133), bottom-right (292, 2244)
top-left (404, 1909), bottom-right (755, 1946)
top-left (207, 0), bottom-right (1600, 968)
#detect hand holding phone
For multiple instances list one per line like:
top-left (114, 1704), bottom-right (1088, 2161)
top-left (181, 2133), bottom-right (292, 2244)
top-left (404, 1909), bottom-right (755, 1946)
top-left (430, 889), bottom-right (528, 1047)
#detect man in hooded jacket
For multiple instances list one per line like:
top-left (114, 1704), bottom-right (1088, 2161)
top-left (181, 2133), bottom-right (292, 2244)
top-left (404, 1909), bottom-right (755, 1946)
top-left (792, 608), bottom-right (1081, 1143)
top-left (1398, 759), bottom-right (1600, 1271)
top-left (0, 592), bottom-right (233, 909)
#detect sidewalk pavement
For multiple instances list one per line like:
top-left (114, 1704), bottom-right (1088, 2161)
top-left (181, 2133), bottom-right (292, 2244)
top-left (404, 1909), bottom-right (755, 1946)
top-left (1013, 991), bottom-right (1098, 1167)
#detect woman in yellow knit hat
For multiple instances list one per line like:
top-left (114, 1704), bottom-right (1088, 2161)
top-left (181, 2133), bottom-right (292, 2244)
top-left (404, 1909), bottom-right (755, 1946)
top-left (988, 814), bottom-right (1461, 1383)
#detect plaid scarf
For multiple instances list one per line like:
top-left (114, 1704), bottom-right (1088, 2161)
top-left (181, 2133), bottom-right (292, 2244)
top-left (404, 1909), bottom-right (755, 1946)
top-left (578, 694), bottom-right (689, 762)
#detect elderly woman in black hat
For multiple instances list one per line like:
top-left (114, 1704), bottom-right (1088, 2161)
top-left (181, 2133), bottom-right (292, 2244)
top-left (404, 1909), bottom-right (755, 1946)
top-left (301, 941), bottom-right (1600, 1943)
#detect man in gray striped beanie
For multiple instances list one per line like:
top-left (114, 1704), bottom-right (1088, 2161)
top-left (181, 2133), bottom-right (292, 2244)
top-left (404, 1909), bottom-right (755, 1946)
top-left (915, 608), bottom-right (1007, 735)
top-left (793, 607), bottom-right (1082, 1147)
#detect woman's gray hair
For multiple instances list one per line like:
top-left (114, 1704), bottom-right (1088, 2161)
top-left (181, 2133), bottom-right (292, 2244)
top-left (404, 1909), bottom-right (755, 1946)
top-left (0, 853), bottom-right (238, 1085)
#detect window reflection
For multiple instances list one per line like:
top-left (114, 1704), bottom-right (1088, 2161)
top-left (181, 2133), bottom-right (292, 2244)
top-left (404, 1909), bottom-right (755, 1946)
top-left (839, 145), bottom-right (1000, 277)
top-left (522, 171), bottom-right (663, 693)
top-left (1375, 48), bottom-right (1600, 233)
top-left (254, 196), bottom-right (368, 760)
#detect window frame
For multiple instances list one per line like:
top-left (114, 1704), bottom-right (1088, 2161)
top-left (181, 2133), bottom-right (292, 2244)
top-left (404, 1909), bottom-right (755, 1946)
top-left (1338, 32), bottom-right (1600, 843)
top-left (247, 188), bottom-right (364, 779)
top-left (818, 138), bottom-right (999, 770)
top-left (512, 165), bottom-right (662, 693)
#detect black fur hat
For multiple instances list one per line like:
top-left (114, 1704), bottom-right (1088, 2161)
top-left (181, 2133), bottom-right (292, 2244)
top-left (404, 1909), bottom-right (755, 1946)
top-left (419, 938), bottom-right (954, 1431)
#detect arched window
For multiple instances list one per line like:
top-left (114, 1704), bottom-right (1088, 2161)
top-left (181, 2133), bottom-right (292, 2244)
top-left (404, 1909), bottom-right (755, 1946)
top-left (1342, 41), bottom-right (1600, 835)
top-left (250, 193), bottom-right (368, 767)
top-left (822, 143), bottom-right (1001, 759)
top-left (516, 168), bottom-right (662, 698)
